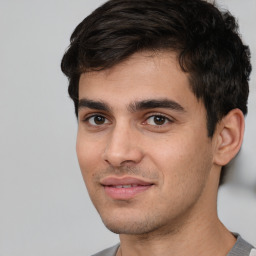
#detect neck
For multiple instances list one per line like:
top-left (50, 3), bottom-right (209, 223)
top-left (118, 216), bottom-right (235, 256)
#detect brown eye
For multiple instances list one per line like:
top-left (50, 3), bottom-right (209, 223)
top-left (146, 115), bottom-right (169, 126)
top-left (154, 116), bottom-right (166, 125)
top-left (88, 115), bottom-right (109, 125)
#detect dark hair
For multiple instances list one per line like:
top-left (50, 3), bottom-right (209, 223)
top-left (61, 0), bottom-right (251, 183)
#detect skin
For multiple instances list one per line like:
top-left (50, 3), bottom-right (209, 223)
top-left (77, 51), bottom-right (243, 256)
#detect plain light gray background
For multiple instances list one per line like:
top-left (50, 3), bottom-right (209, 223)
top-left (0, 0), bottom-right (255, 255)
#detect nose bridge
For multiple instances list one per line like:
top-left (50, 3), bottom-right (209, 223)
top-left (103, 120), bottom-right (143, 167)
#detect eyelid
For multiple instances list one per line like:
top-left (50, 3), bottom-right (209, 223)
top-left (143, 113), bottom-right (174, 125)
top-left (145, 112), bottom-right (174, 120)
top-left (80, 111), bottom-right (106, 120)
top-left (82, 112), bottom-right (111, 125)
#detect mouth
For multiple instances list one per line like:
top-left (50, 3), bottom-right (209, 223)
top-left (101, 177), bottom-right (154, 200)
top-left (109, 184), bottom-right (144, 188)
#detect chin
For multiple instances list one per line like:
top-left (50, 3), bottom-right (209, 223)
top-left (100, 212), bottom-right (172, 235)
top-left (104, 221), bottom-right (153, 235)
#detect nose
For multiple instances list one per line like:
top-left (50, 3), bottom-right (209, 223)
top-left (102, 123), bottom-right (144, 167)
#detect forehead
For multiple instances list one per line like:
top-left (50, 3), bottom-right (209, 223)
top-left (78, 51), bottom-right (201, 112)
top-left (84, 50), bottom-right (180, 75)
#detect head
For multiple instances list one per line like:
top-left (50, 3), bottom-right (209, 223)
top-left (61, 0), bottom-right (250, 134)
top-left (61, 0), bottom-right (251, 235)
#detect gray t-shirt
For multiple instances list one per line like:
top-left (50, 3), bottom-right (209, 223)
top-left (92, 235), bottom-right (255, 256)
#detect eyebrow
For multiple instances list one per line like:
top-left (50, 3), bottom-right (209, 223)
top-left (78, 98), bottom-right (185, 113)
top-left (78, 99), bottom-right (111, 112)
top-left (128, 99), bottom-right (185, 113)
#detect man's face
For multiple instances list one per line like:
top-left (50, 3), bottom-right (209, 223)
top-left (77, 51), bottom-right (216, 235)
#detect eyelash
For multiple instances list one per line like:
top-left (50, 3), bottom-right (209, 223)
top-left (83, 114), bottom-right (110, 126)
top-left (83, 113), bottom-right (173, 127)
top-left (144, 114), bottom-right (173, 126)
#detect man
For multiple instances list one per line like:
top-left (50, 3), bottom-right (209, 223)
top-left (61, 0), bottom-right (255, 255)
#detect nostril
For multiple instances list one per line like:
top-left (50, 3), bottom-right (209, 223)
top-left (103, 148), bottom-right (144, 168)
top-left (102, 127), bottom-right (144, 167)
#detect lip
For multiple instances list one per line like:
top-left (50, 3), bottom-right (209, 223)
top-left (101, 176), bottom-right (154, 200)
top-left (101, 177), bottom-right (153, 186)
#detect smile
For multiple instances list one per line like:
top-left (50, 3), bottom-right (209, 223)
top-left (110, 184), bottom-right (143, 188)
top-left (101, 177), bottom-right (154, 200)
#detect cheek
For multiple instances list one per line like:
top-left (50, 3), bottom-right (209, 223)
top-left (149, 133), bottom-right (212, 189)
top-left (76, 134), bottom-right (101, 183)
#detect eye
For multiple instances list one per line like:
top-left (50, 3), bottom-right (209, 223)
top-left (87, 115), bottom-right (110, 126)
top-left (145, 115), bottom-right (171, 126)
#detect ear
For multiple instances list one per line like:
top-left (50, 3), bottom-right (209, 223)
top-left (213, 109), bottom-right (245, 166)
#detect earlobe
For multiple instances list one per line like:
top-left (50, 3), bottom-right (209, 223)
top-left (213, 109), bottom-right (245, 166)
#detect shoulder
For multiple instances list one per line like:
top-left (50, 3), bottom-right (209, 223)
top-left (250, 249), bottom-right (256, 256)
top-left (228, 234), bottom-right (255, 256)
top-left (91, 244), bottom-right (120, 256)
